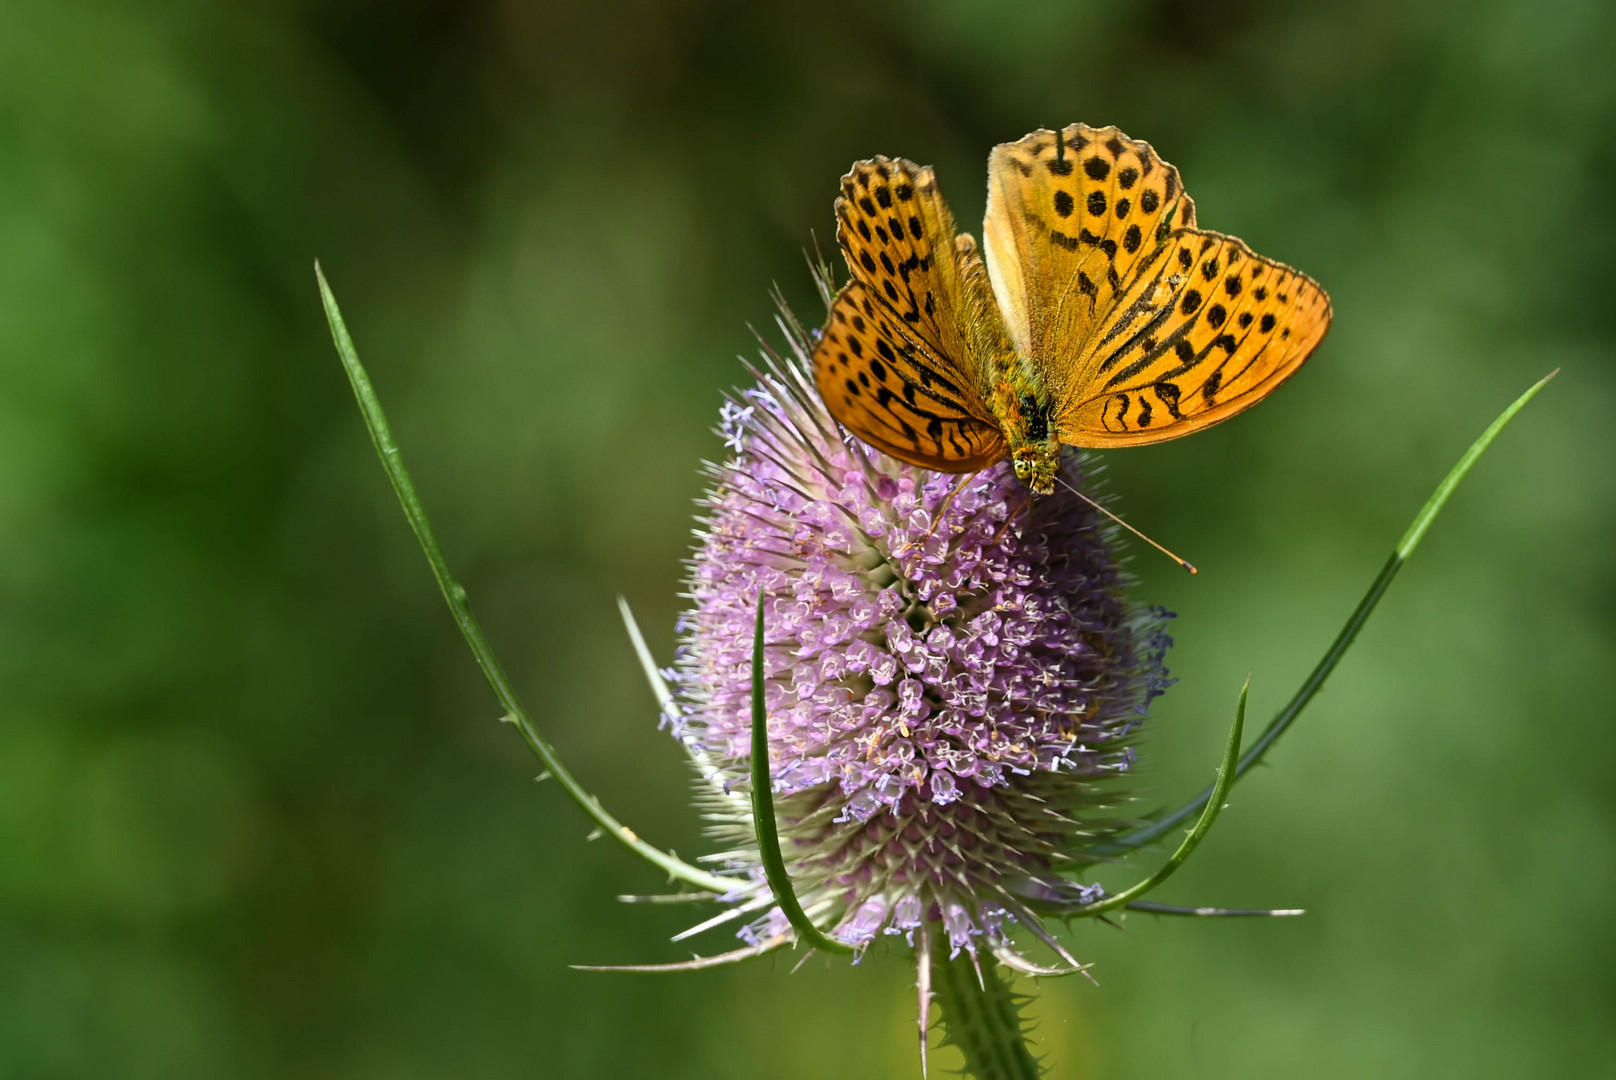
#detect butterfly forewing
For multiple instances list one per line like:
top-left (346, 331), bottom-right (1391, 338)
top-left (983, 124), bottom-right (1195, 404)
top-left (813, 155), bottom-right (1009, 471)
top-left (1061, 230), bottom-right (1331, 445)
top-left (813, 281), bottom-right (1006, 471)
top-left (830, 156), bottom-right (1004, 392)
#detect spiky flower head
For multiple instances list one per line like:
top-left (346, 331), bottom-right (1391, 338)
top-left (665, 302), bottom-right (1173, 974)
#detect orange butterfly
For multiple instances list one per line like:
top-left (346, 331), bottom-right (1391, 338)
top-left (811, 123), bottom-right (1331, 496)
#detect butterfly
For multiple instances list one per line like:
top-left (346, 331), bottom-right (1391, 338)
top-left (810, 123), bottom-right (1332, 496)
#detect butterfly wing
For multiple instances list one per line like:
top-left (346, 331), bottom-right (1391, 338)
top-left (812, 156), bottom-right (1009, 471)
top-left (982, 122), bottom-right (1330, 446)
top-left (1059, 230), bottom-right (1331, 445)
top-left (815, 282), bottom-right (1006, 471)
top-left (983, 124), bottom-right (1196, 406)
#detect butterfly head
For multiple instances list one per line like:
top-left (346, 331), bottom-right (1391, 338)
top-left (1011, 445), bottom-right (1060, 498)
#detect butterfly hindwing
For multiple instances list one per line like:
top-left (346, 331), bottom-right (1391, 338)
top-left (813, 281), bottom-right (1006, 472)
top-left (1060, 230), bottom-right (1332, 445)
top-left (983, 124), bottom-right (1196, 405)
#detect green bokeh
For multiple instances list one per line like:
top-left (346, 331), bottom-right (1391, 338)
top-left (3, 0), bottom-right (1612, 1076)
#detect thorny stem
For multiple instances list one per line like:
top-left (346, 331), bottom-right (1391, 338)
top-left (317, 263), bottom-right (734, 896)
top-left (930, 949), bottom-right (1043, 1080)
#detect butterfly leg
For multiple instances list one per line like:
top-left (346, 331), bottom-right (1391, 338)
top-left (913, 470), bottom-right (981, 551)
top-left (991, 488), bottom-right (1035, 547)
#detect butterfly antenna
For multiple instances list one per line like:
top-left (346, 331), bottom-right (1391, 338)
top-left (1054, 476), bottom-right (1198, 575)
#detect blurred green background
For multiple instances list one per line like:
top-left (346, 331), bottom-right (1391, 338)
top-left (3, 0), bottom-right (1613, 1076)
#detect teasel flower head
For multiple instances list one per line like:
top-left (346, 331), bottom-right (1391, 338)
top-left (664, 296), bottom-right (1175, 977)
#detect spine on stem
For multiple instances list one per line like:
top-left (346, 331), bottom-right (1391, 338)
top-left (930, 951), bottom-right (1043, 1080)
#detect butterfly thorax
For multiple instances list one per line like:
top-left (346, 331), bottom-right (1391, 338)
top-left (987, 364), bottom-right (1061, 497)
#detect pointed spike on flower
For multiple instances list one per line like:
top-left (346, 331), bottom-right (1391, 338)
top-left (572, 935), bottom-right (790, 973)
top-left (1125, 901), bottom-right (1305, 917)
top-left (990, 944), bottom-right (1093, 979)
top-left (615, 892), bottom-right (714, 905)
top-left (617, 595), bottom-right (674, 709)
top-left (670, 893), bottom-right (773, 942)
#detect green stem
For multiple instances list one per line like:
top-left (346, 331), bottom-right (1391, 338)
top-left (1106, 370), bottom-right (1556, 853)
top-left (931, 950), bottom-right (1042, 1080)
top-left (316, 263), bottom-right (733, 896)
top-left (749, 595), bottom-right (854, 954)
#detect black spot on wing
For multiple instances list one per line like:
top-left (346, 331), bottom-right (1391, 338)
top-left (1155, 381), bottom-right (1183, 419)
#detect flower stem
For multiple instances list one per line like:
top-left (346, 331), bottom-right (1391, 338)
top-left (316, 263), bottom-right (733, 896)
top-left (930, 951), bottom-right (1043, 1080)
